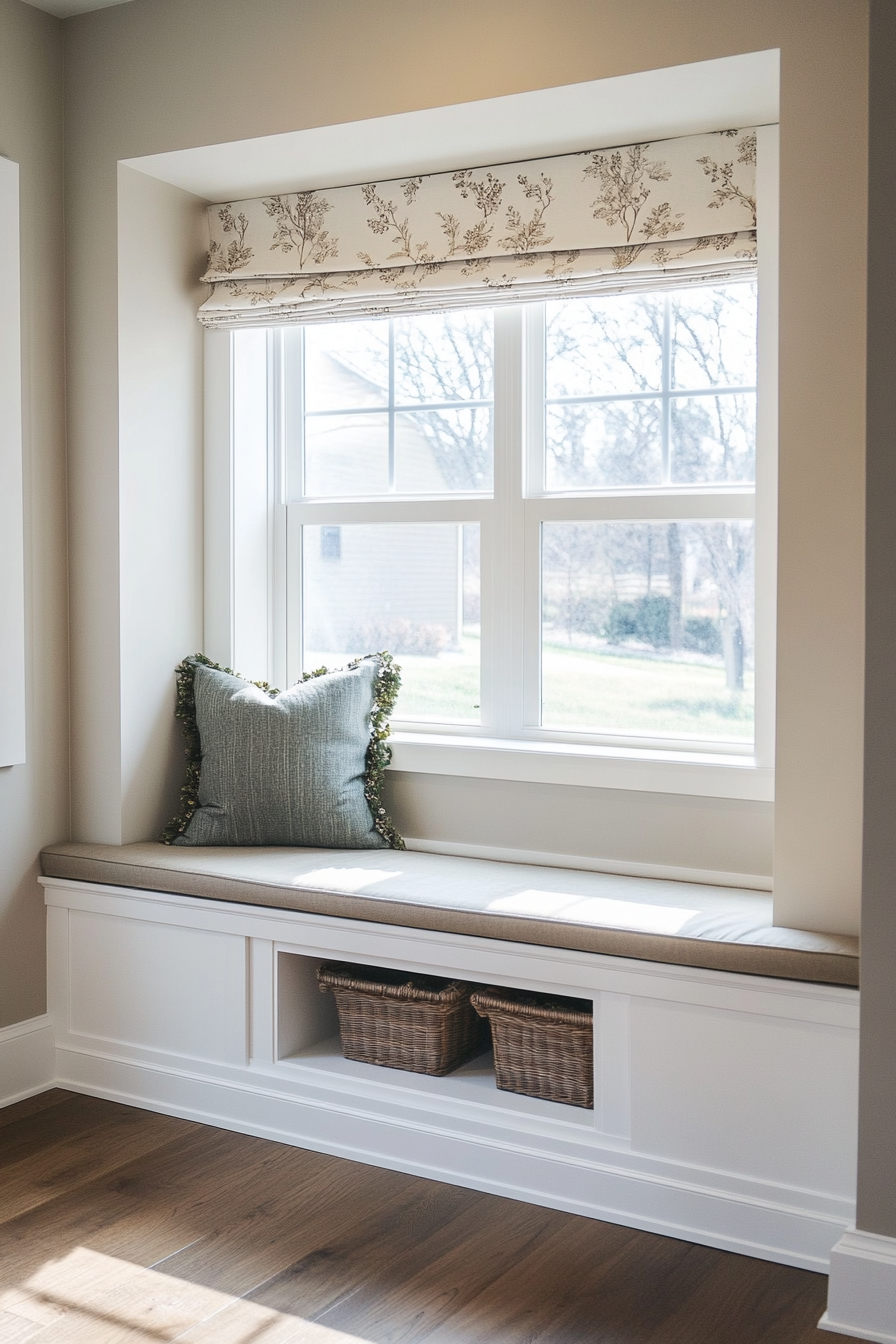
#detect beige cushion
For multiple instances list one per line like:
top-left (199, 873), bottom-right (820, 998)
top-left (40, 841), bottom-right (859, 987)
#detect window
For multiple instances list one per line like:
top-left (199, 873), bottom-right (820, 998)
top-left (233, 279), bottom-right (767, 774)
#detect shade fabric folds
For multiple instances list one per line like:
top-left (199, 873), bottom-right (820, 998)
top-left (198, 128), bottom-right (758, 329)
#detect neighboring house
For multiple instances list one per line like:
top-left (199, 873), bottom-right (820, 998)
top-left (302, 353), bottom-right (464, 657)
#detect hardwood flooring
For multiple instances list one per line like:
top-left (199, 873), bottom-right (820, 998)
top-left (0, 1090), bottom-right (859, 1343)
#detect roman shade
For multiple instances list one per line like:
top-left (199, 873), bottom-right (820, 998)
top-left (198, 128), bottom-right (758, 328)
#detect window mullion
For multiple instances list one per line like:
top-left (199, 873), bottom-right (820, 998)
top-left (388, 320), bottom-right (396, 491)
top-left (486, 306), bottom-right (525, 737)
top-left (522, 305), bottom-right (546, 727)
top-left (662, 294), bottom-right (672, 485)
top-left (268, 329), bottom-right (288, 692)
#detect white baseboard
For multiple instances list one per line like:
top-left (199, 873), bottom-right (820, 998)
top-left (0, 1014), bottom-right (55, 1108)
top-left (55, 1043), bottom-right (847, 1272)
top-left (403, 837), bottom-right (773, 892)
top-left (820, 1229), bottom-right (896, 1342)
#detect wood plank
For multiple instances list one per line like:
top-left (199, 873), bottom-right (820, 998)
top-left (0, 1310), bottom-right (45, 1343)
top-left (648, 1247), bottom-right (833, 1344)
top-left (311, 1191), bottom-right (565, 1340)
top-left (0, 1106), bottom-right (187, 1225)
top-left (171, 1174), bottom-right (473, 1342)
top-left (15, 1162), bottom-right (423, 1344)
top-left (1, 1123), bottom-right (406, 1336)
top-left (0, 1094), bottom-right (134, 1171)
top-left (0, 1124), bottom-right (256, 1292)
top-left (44, 1171), bottom-right (473, 1344)
top-left (11, 1256), bottom-right (237, 1344)
top-left (418, 1210), bottom-right (650, 1344)
top-left (0, 1128), bottom-right (341, 1325)
top-left (152, 1153), bottom-right (414, 1295)
top-left (0, 1090), bottom-right (70, 1131)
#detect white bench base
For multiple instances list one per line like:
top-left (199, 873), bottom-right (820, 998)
top-left (42, 875), bottom-right (859, 1272)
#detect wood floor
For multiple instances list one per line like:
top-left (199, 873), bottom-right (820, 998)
top-left (0, 1090), bottom-right (858, 1344)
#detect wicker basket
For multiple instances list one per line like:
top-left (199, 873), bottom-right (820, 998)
top-left (470, 987), bottom-right (594, 1108)
top-left (317, 961), bottom-right (489, 1077)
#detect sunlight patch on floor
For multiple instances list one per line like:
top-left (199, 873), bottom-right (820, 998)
top-left (0, 1247), bottom-right (373, 1343)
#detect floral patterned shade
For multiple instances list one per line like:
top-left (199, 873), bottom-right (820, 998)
top-left (199, 129), bottom-right (758, 328)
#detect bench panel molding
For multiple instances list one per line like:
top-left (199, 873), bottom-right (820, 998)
top-left (43, 874), bottom-right (858, 1272)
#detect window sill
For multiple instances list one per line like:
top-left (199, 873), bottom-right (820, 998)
top-left (387, 732), bottom-right (774, 801)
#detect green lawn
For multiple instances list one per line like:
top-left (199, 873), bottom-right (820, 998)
top-left (542, 643), bottom-right (753, 740)
top-left (385, 640), bottom-right (480, 722)
top-left (309, 638), bottom-right (753, 742)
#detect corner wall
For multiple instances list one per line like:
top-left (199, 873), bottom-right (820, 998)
top-left (0, 0), bottom-right (67, 1028)
top-left (856, 0), bottom-right (896, 1244)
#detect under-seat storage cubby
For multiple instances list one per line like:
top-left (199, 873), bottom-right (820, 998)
top-left (274, 948), bottom-right (596, 1125)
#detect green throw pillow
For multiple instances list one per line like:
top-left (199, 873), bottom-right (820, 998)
top-left (162, 653), bottom-right (404, 849)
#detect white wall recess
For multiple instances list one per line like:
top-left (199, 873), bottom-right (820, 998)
top-left (0, 156), bottom-right (26, 768)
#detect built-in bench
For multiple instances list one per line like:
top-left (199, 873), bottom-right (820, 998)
top-left (41, 841), bottom-right (859, 986)
top-left (39, 841), bottom-right (861, 1274)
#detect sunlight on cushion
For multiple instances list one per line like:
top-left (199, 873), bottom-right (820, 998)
top-left (295, 867), bottom-right (403, 892)
top-left (489, 889), bottom-right (699, 934)
top-left (7, 1247), bottom-right (373, 1343)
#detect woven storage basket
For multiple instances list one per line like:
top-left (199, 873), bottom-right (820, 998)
top-left (317, 961), bottom-right (488, 1077)
top-left (470, 987), bottom-right (594, 1108)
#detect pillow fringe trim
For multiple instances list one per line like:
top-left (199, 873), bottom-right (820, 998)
top-left (160, 652), bottom-right (405, 850)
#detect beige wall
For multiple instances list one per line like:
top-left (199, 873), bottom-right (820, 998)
top-left (117, 166), bottom-right (206, 842)
top-left (64, 0), bottom-right (868, 931)
top-left (0, 0), bottom-right (67, 1029)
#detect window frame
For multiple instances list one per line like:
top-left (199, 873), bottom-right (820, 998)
top-left (208, 127), bottom-right (777, 805)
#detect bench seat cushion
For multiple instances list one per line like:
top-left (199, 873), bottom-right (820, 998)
top-left (40, 841), bottom-right (859, 987)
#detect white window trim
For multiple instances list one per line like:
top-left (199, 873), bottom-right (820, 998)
top-left (204, 126), bottom-right (778, 804)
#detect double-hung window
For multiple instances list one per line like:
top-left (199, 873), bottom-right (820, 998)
top-left (238, 278), bottom-right (761, 761)
top-left (210, 125), bottom-right (772, 795)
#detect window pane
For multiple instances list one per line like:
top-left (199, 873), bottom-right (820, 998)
top-left (541, 520), bottom-right (754, 742)
top-left (396, 408), bottom-right (492, 493)
top-left (546, 294), bottom-right (664, 397)
top-left (304, 320), bottom-right (389, 411)
top-left (304, 413), bottom-right (389, 496)
top-left (394, 310), bottom-right (494, 404)
top-left (546, 400), bottom-right (662, 491)
top-left (303, 523), bottom-right (480, 723)
top-left (671, 284), bottom-right (757, 390)
top-left (671, 393), bottom-right (756, 484)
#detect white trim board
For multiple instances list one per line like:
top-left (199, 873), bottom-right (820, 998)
top-left (389, 734), bottom-right (774, 802)
top-left (0, 1015), bottom-right (55, 1108)
top-left (820, 1229), bottom-right (896, 1343)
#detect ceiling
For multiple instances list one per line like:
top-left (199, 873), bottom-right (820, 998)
top-left (23, 0), bottom-right (133, 17)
